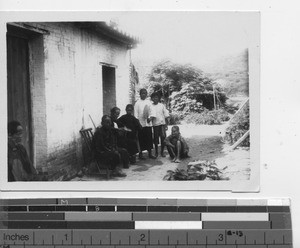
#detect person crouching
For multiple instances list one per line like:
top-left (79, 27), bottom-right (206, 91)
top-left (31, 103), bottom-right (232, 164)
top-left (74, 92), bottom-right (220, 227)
top-left (164, 125), bottom-right (189, 163)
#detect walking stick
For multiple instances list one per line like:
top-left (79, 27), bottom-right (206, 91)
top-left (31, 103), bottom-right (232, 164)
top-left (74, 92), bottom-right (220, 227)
top-left (89, 114), bottom-right (97, 129)
top-left (136, 132), bottom-right (141, 153)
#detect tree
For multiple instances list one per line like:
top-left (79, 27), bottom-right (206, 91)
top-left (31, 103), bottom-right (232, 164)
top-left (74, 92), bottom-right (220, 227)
top-left (147, 60), bottom-right (227, 112)
top-left (147, 61), bottom-right (204, 104)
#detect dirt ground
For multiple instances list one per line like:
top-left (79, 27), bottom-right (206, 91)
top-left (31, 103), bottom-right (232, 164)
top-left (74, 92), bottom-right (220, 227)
top-left (74, 123), bottom-right (250, 181)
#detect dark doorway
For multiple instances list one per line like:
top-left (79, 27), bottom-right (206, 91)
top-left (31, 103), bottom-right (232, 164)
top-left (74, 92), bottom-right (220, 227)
top-left (102, 66), bottom-right (116, 115)
top-left (7, 31), bottom-right (33, 160)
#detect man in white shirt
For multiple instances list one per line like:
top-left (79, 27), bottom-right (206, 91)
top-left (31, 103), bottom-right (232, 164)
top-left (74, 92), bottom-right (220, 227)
top-left (148, 92), bottom-right (170, 158)
top-left (134, 88), bottom-right (156, 159)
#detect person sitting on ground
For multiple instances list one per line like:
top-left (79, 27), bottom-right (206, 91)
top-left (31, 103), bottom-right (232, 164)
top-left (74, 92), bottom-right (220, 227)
top-left (8, 120), bottom-right (38, 181)
top-left (164, 125), bottom-right (189, 163)
top-left (93, 115), bottom-right (129, 176)
top-left (117, 104), bottom-right (142, 164)
top-left (148, 92), bottom-right (170, 158)
top-left (134, 88), bottom-right (156, 159)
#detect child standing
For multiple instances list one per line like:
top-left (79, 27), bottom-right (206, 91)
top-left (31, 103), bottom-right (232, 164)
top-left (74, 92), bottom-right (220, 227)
top-left (164, 125), bottom-right (189, 163)
top-left (148, 92), bottom-right (170, 158)
top-left (134, 88), bottom-right (156, 159)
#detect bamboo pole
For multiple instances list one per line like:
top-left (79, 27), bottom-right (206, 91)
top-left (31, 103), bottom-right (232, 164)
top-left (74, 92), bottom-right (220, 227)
top-left (213, 86), bottom-right (217, 110)
top-left (230, 98), bottom-right (249, 122)
top-left (89, 115), bottom-right (97, 129)
top-left (229, 130), bottom-right (250, 150)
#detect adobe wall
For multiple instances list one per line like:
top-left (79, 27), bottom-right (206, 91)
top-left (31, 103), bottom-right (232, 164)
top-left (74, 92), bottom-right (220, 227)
top-left (26, 22), bottom-right (131, 177)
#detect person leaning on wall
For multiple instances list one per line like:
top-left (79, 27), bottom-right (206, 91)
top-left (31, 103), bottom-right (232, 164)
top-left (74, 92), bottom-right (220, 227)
top-left (7, 121), bottom-right (39, 181)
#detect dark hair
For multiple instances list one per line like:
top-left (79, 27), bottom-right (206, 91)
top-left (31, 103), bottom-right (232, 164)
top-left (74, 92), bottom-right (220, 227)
top-left (172, 125), bottom-right (180, 132)
top-left (110, 106), bottom-right (120, 115)
top-left (126, 104), bottom-right (134, 111)
top-left (8, 121), bottom-right (21, 135)
top-left (139, 88), bottom-right (147, 94)
top-left (150, 91), bottom-right (160, 99)
top-left (101, 115), bottom-right (111, 125)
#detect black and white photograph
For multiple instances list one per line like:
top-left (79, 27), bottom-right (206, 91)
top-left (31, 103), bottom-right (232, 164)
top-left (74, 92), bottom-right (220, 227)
top-left (0, 11), bottom-right (260, 191)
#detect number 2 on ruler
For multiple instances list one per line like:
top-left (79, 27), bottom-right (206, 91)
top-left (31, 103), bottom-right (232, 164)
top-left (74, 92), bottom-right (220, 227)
top-left (140, 234), bottom-right (146, 242)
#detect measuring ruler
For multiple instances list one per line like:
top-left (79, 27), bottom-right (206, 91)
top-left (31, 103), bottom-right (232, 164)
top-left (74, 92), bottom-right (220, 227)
top-left (0, 198), bottom-right (293, 247)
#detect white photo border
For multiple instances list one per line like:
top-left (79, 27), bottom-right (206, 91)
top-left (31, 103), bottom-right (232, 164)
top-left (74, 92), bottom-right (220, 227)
top-left (0, 11), bottom-right (260, 193)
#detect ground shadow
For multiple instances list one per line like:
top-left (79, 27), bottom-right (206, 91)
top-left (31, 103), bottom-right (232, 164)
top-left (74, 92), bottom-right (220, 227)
top-left (132, 159), bottom-right (164, 172)
top-left (177, 134), bottom-right (227, 170)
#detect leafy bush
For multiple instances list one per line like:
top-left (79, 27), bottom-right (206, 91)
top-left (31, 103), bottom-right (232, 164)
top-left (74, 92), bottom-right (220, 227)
top-left (163, 160), bottom-right (228, 181)
top-left (224, 104), bottom-right (239, 115)
top-left (169, 112), bottom-right (183, 125)
top-left (183, 109), bottom-right (230, 125)
top-left (225, 103), bottom-right (250, 146)
top-left (169, 81), bottom-right (227, 113)
top-left (170, 94), bottom-right (205, 114)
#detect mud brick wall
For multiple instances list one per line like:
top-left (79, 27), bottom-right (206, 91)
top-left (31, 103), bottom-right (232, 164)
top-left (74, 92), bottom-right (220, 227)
top-left (22, 22), bottom-right (132, 177)
top-left (46, 140), bottom-right (79, 180)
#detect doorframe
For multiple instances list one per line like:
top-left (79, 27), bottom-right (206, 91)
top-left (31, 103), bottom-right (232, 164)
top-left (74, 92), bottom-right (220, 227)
top-left (7, 27), bottom-right (34, 161)
top-left (7, 23), bottom-right (47, 170)
top-left (99, 61), bottom-right (118, 68)
top-left (101, 63), bottom-right (117, 116)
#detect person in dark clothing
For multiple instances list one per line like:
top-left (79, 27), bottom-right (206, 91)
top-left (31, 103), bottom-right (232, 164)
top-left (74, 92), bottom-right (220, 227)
top-left (8, 121), bottom-right (38, 181)
top-left (118, 104), bottom-right (142, 163)
top-left (110, 106), bottom-right (121, 128)
top-left (110, 106), bottom-right (127, 148)
top-left (93, 115), bottom-right (129, 176)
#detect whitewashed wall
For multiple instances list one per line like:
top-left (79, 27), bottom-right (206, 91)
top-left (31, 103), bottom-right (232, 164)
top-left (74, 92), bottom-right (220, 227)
top-left (27, 22), bottom-right (131, 175)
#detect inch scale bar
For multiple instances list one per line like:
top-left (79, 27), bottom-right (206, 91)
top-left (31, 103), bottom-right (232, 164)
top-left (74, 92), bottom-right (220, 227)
top-left (0, 198), bottom-right (293, 247)
top-left (0, 198), bottom-right (292, 213)
top-left (0, 229), bottom-right (293, 247)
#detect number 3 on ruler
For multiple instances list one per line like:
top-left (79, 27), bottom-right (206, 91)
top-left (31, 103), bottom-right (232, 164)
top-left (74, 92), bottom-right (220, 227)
top-left (218, 234), bottom-right (224, 241)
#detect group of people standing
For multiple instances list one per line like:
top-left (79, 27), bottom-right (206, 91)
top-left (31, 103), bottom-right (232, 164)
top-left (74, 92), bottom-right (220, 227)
top-left (92, 88), bottom-right (189, 177)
